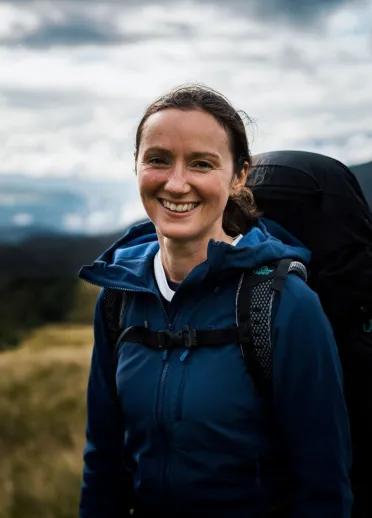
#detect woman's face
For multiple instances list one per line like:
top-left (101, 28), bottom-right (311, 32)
top-left (136, 108), bottom-right (247, 244)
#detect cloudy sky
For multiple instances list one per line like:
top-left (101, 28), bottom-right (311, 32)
top-left (0, 0), bottom-right (371, 183)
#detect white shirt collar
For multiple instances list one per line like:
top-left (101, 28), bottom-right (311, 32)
top-left (154, 234), bottom-right (243, 302)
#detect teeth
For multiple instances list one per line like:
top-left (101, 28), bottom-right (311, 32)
top-left (162, 200), bottom-right (197, 212)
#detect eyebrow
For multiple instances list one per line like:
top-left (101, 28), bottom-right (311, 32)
top-left (188, 151), bottom-right (221, 161)
top-left (143, 147), bottom-right (221, 161)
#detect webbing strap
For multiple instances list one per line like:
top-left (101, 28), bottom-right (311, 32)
top-left (114, 324), bottom-right (245, 351)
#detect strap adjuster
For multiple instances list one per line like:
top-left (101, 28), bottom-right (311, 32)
top-left (181, 325), bottom-right (197, 349)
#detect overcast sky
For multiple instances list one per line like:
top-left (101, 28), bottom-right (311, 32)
top-left (0, 0), bottom-right (371, 181)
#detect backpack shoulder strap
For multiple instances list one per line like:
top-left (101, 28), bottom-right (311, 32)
top-left (102, 288), bottom-right (127, 355)
top-left (101, 288), bottom-right (127, 400)
top-left (237, 259), bottom-right (307, 398)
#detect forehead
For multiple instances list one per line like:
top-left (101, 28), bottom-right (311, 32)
top-left (140, 108), bottom-right (231, 152)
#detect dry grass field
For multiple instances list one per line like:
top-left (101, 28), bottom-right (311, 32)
top-left (0, 323), bottom-right (94, 518)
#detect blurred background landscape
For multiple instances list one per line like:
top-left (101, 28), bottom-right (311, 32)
top-left (0, 0), bottom-right (371, 517)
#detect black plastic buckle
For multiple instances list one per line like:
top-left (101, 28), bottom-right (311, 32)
top-left (181, 325), bottom-right (197, 349)
top-left (157, 326), bottom-right (197, 349)
top-left (157, 330), bottom-right (181, 349)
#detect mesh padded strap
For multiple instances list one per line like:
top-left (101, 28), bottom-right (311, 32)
top-left (250, 278), bottom-right (275, 382)
top-left (238, 259), bottom-right (308, 396)
top-left (237, 273), bottom-right (274, 398)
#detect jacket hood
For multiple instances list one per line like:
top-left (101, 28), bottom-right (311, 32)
top-left (79, 218), bottom-right (310, 293)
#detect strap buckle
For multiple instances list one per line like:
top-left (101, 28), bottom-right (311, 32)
top-left (157, 326), bottom-right (197, 349)
top-left (157, 330), bottom-right (180, 349)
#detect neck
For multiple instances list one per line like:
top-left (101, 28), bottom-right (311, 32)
top-left (158, 230), bottom-right (235, 283)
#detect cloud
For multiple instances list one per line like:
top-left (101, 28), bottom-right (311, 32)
top-left (16, 17), bottom-right (121, 48)
top-left (0, 0), bottom-right (371, 183)
top-left (0, 0), bottom-right (368, 50)
top-left (235, 0), bottom-right (367, 25)
top-left (0, 4), bottom-right (120, 48)
top-left (63, 210), bottom-right (116, 233)
top-left (0, 1), bottom-right (200, 49)
top-left (13, 212), bottom-right (34, 226)
top-left (62, 201), bottom-right (146, 234)
top-left (0, 86), bottom-right (93, 109)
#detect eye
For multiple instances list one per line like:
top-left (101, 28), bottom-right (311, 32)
top-left (147, 157), bottom-right (168, 166)
top-left (191, 161), bottom-right (213, 170)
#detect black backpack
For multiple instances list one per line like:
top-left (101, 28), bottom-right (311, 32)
top-left (248, 150), bottom-right (372, 327)
top-left (248, 150), bottom-right (372, 518)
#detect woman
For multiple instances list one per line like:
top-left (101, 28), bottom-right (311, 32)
top-left (79, 85), bottom-right (353, 517)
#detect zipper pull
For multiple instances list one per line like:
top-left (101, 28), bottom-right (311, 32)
top-left (180, 349), bottom-right (190, 362)
top-left (161, 350), bottom-right (169, 361)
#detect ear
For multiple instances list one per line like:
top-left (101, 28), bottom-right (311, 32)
top-left (230, 160), bottom-right (249, 195)
top-left (134, 151), bottom-right (138, 176)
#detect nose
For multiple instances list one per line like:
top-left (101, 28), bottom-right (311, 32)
top-left (164, 163), bottom-right (191, 196)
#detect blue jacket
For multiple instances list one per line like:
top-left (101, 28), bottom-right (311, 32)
top-left (79, 219), bottom-right (353, 518)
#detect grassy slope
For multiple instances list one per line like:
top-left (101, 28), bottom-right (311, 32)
top-left (0, 319), bottom-right (94, 517)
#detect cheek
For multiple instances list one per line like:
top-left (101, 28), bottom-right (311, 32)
top-left (137, 169), bottom-right (162, 198)
top-left (208, 181), bottom-right (231, 205)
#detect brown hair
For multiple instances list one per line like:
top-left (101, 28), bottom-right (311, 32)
top-left (135, 84), bottom-right (259, 235)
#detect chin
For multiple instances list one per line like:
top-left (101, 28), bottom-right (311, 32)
top-left (156, 223), bottom-right (201, 242)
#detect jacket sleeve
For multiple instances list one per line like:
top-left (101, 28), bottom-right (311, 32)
top-left (272, 275), bottom-right (353, 518)
top-left (79, 289), bottom-right (132, 518)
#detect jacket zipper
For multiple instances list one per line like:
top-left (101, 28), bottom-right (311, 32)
top-left (157, 350), bottom-right (170, 422)
top-left (176, 361), bottom-right (188, 421)
top-left (156, 349), bottom-right (171, 492)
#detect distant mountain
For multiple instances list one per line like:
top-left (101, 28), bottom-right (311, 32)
top-left (0, 175), bottom-right (144, 243)
top-left (0, 183), bottom-right (84, 243)
top-left (350, 162), bottom-right (372, 207)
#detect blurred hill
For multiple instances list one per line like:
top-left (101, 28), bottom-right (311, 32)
top-left (0, 229), bottom-right (124, 279)
top-left (0, 231), bottom-right (116, 350)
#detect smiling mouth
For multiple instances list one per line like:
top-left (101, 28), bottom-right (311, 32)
top-left (159, 199), bottom-right (200, 213)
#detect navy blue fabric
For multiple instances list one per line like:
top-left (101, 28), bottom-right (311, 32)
top-left (161, 278), bottom-right (179, 311)
top-left (167, 279), bottom-right (180, 291)
top-left (79, 218), bottom-right (352, 518)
